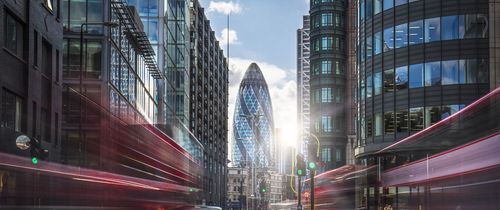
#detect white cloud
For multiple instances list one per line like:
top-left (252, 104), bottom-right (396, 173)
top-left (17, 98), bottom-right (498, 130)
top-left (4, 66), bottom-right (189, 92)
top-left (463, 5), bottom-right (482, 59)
top-left (208, 1), bottom-right (242, 15)
top-left (218, 28), bottom-right (240, 46)
top-left (227, 58), bottom-right (297, 163)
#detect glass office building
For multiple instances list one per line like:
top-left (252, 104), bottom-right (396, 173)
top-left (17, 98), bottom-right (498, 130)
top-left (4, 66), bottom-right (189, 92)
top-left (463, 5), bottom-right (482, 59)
top-left (355, 0), bottom-right (491, 168)
top-left (232, 63), bottom-right (275, 168)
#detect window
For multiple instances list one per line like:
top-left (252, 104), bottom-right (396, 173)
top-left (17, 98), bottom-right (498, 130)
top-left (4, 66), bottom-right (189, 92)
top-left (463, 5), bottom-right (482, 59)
top-left (312, 14), bottom-right (320, 28)
top-left (334, 13), bottom-right (342, 27)
top-left (321, 147), bottom-right (331, 162)
top-left (322, 61), bottom-right (332, 74)
top-left (322, 13), bottom-right (333, 26)
top-left (336, 87), bottom-right (344, 103)
top-left (425, 61), bottom-right (441, 86)
top-left (425, 106), bottom-right (441, 128)
top-left (374, 32), bottom-right (382, 55)
top-left (366, 0), bottom-right (373, 18)
top-left (366, 35), bottom-right (373, 58)
top-left (334, 61), bottom-right (342, 75)
top-left (409, 20), bottom-right (424, 45)
top-left (477, 59), bottom-right (489, 83)
top-left (384, 27), bottom-right (394, 52)
top-left (384, 0), bottom-right (394, 10)
top-left (409, 64), bottom-right (424, 88)
top-left (425, 17), bottom-right (441, 43)
top-left (374, 0), bottom-right (382, 15)
top-left (395, 0), bottom-right (407, 6)
top-left (464, 14), bottom-right (488, 39)
top-left (366, 116), bottom-right (373, 137)
top-left (409, 107), bottom-right (424, 131)
top-left (396, 110), bottom-right (409, 132)
top-left (374, 113), bottom-right (383, 136)
top-left (313, 62), bottom-right (320, 75)
top-left (360, 0), bottom-right (365, 22)
top-left (442, 60), bottom-right (459, 85)
top-left (42, 40), bottom-right (53, 77)
top-left (458, 59), bottom-right (466, 84)
top-left (34, 31), bottom-right (38, 66)
top-left (65, 0), bottom-right (104, 33)
top-left (374, 72), bottom-right (382, 95)
top-left (4, 12), bottom-right (24, 58)
top-left (84, 41), bottom-right (103, 79)
top-left (322, 115), bottom-right (333, 133)
top-left (384, 112), bottom-right (395, 135)
top-left (441, 16), bottom-right (459, 40)
top-left (2, 90), bottom-right (23, 132)
top-left (395, 23), bottom-right (408, 48)
top-left (384, 69), bottom-right (395, 92)
top-left (441, 105), bottom-right (460, 120)
top-left (321, 88), bottom-right (332, 103)
top-left (336, 148), bottom-right (342, 161)
top-left (321, 37), bottom-right (333, 50)
top-left (367, 73), bottom-right (373, 98)
top-left (395, 66), bottom-right (408, 90)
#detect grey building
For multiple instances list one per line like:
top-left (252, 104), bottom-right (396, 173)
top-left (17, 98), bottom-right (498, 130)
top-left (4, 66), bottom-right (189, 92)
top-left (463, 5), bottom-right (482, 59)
top-left (309, 0), bottom-right (349, 172)
top-left (189, 0), bottom-right (229, 207)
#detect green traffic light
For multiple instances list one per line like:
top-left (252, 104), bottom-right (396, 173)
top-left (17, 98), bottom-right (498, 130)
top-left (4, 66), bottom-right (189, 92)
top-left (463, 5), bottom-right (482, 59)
top-left (189, 188), bottom-right (194, 192)
top-left (297, 169), bottom-right (303, 175)
top-left (262, 189), bottom-right (266, 192)
top-left (31, 157), bottom-right (38, 165)
top-left (308, 162), bottom-right (316, 169)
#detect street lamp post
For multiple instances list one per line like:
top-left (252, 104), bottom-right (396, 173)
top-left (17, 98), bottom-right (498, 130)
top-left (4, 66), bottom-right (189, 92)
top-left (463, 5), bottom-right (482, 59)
top-left (307, 133), bottom-right (320, 210)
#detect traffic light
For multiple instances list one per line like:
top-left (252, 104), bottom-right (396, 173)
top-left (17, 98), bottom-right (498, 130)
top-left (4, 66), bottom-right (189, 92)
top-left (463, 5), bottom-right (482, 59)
top-left (296, 154), bottom-right (306, 176)
top-left (259, 179), bottom-right (267, 195)
top-left (308, 142), bottom-right (318, 171)
top-left (29, 137), bottom-right (48, 165)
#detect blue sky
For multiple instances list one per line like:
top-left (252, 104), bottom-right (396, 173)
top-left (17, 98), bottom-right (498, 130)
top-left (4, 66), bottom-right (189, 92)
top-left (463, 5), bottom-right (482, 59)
top-left (198, 0), bottom-right (310, 152)
top-left (201, 0), bottom-right (309, 69)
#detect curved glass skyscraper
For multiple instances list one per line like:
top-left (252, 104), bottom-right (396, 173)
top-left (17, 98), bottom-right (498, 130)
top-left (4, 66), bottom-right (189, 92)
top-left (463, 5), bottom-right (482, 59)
top-left (232, 63), bottom-right (275, 168)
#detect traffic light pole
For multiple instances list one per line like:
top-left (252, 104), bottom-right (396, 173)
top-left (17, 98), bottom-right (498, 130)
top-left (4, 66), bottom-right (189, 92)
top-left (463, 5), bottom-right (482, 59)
top-left (297, 175), bottom-right (302, 210)
top-left (310, 170), bottom-right (315, 210)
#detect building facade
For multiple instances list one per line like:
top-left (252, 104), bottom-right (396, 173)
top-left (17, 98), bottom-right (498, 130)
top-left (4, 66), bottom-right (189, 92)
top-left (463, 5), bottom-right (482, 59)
top-left (297, 15), bottom-right (311, 160)
top-left (232, 63), bottom-right (275, 168)
top-left (355, 0), bottom-right (492, 159)
top-left (227, 167), bottom-right (249, 209)
top-left (309, 0), bottom-right (349, 172)
top-left (189, 0), bottom-right (229, 207)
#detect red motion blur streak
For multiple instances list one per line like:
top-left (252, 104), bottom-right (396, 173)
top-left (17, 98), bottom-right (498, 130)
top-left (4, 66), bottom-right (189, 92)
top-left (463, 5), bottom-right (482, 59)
top-left (382, 132), bottom-right (500, 186)
top-left (377, 87), bottom-right (500, 154)
top-left (0, 152), bottom-right (190, 192)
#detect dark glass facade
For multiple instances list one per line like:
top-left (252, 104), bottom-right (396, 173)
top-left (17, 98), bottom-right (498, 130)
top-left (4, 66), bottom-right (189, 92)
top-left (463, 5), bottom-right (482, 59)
top-left (309, 0), bottom-right (348, 172)
top-left (356, 0), bottom-right (491, 157)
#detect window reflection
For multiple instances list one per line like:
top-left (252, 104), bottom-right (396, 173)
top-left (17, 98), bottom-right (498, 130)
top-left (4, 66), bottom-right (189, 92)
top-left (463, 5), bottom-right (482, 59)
top-left (409, 64), bottom-right (424, 88)
top-left (384, 0), bottom-right (394, 11)
top-left (322, 60), bottom-right (332, 74)
top-left (409, 20), bottom-right (424, 45)
top-left (374, 72), bottom-right (382, 95)
top-left (366, 35), bottom-right (373, 58)
top-left (374, 32), bottom-right (382, 55)
top-left (442, 15), bottom-right (460, 40)
top-left (395, 23), bottom-right (408, 48)
top-left (375, 113), bottom-right (383, 136)
top-left (395, 66), bottom-right (408, 90)
top-left (425, 61), bottom-right (441, 86)
top-left (442, 60), bottom-right (459, 85)
top-left (396, 110), bottom-right (409, 133)
top-left (395, 0), bottom-right (407, 6)
top-left (384, 27), bottom-right (394, 52)
top-left (374, 0), bottom-right (382, 15)
top-left (367, 73), bottom-right (373, 98)
top-left (425, 106), bottom-right (441, 128)
top-left (425, 17), bottom-right (441, 42)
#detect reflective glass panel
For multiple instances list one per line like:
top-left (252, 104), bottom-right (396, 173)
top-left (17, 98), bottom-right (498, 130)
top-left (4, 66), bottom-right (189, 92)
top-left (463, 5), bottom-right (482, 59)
top-left (395, 0), bottom-right (407, 6)
top-left (374, 32), bottom-right (382, 55)
top-left (322, 60), bottom-right (332, 74)
top-left (384, 68), bottom-right (395, 93)
top-left (374, 0), bottom-right (382, 15)
top-left (409, 64), bottom-right (424, 88)
top-left (395, 23), bottom-right (408, 48)
top-left (395, 66), bottom-right (408, 90)
top-left (442, 60), bottom-right (459, 85)
top-left (441, 16), bottom-right (459, 40)
top-left (409, 107), bottom-right (424, 131)
top-left (425, 17), bottom-right (441, 42)
top-left (374, 72), bottom-right (382, 95)
top-left (396, 110), bottom-right (409, 133)
top-left (367, 73), bottom-right (373, 98)
top-left (409, 20), bottom-right (424, 45)
top-left (375, 113), bottom-right (383, 136)
top-left (366, 35), bottom-right (373, 58)
top-left (384, 0), bottom-right (394, 10)
top-left (385, 112), bottom-right (395, 135)
top-left (384, 27), bottom-right (394, 52)
top-left (425, 61), bottom-right (441, 86)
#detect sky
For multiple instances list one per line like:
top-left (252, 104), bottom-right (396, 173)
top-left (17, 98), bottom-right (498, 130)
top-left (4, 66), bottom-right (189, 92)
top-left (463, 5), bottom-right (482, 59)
top-left (198, 0), bottom-right (310, 155)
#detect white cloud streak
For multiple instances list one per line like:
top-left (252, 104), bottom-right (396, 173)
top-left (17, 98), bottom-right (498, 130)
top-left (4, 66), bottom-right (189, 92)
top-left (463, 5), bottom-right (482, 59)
top-left (218, 28), bottom-right (240, 46)
top-left (208, 1), bottom-right (242, 15)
